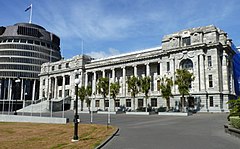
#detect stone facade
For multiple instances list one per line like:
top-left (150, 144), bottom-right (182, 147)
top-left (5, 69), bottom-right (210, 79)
top-left (39, 25), bottom-right (236, 112)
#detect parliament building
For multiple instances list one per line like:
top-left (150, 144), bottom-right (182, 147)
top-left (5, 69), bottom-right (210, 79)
top-left (39, 25), bottom-right (239, 113)
top-left (0, 23), bottom-right (61, 109)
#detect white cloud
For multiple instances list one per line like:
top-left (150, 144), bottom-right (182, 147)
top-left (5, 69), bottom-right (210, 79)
top-left (86, 48), bottom-right (121, 59)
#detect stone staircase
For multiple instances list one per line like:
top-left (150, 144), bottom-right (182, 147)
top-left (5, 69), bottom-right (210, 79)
top-left (17, 100), bottom-right (49, 113)
top-left (17, 97), bottom-right (72, 113)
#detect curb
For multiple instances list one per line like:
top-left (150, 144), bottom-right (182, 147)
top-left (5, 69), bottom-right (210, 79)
top-left (95, 127), bottom-right (120, 149)
top-left (224, 124), bottom-right (240, 139)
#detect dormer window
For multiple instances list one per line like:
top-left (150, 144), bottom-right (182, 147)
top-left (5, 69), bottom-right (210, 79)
top-left (182, 37), bottom-right (191, 46)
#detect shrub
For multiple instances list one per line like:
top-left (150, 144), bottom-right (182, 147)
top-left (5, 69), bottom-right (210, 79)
top-left (227, 97), bottom-right (240, 121)
top-left (158, 107), bottom-right (167, 112)
top-left (230, 116), bottom-right (240, 129)
top-left (136, 107), bottom-right (152, 112)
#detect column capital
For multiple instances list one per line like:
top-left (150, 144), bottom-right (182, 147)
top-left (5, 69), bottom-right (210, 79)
top-left (198, 52), bottom-right (205, 56)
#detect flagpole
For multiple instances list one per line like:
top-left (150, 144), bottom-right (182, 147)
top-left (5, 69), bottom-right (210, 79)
top-left (29, 4), bottom-right (32, 23)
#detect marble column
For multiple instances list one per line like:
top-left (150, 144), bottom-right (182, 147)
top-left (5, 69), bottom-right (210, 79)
top-left (222, 52), bottom-right (229, 92)
top-left (32, 80), bottom-right (36, 101)
top-left (159, 61), bottom-right (162, 76)
top-left (20, 78), bottom-right (24, 100)
top-left (8, 78), bottom-right (11, 100)
top-left (102, 70), bottom-right (105, 78)
top-left (54, 77), bottom-right (57, 99)
top-left (146, 63), bottom-right (150, 76)
top-left (112, 68), bottom-right (115, 82)
top-left (62, 75), bottom-right (65, 98)
top-left (199, 54), bottom-right (206, 91)
top-left (122, 66), bottom-right (126, 96)
top-left (134, 65), bottom-right (137, 77)
top-left (85, 72), bottom-right (88, 88)
top-left (93, 71), bottom-right (96, 94)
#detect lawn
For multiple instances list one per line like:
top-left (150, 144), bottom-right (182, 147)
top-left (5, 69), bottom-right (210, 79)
top-left (0, 122), bottom-right (116, 149)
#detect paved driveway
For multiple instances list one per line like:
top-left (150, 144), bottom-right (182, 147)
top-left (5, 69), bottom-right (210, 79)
top-left (71, 112), bottom-right (240, 149)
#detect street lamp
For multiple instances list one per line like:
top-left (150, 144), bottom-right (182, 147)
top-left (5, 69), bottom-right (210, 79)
top-left (14, 77), bottom-right (20, 115)
top-left (0, 82), bottom-right (2, 99)
top-left (72, 72), bottom-right (80, 142)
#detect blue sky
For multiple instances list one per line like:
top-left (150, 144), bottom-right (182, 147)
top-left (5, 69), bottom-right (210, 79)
top-left (1, 0), bottom-right (240, 59)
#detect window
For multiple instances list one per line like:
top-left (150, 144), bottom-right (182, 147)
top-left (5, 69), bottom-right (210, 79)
top-left (42, 91), bottom-right (45, 98)
top-left (28, 40), bottom-right (33, 44)
top-left (105, 100), bottom-right (109, 107)
top-left (181, 59), bottom-right (193, 70)
top-left (43, 79), bottom-right (45, 86)
top-left (20, 39), bottom-right (26, 43)
top-left (138, 99), bottom-right (143, 107)
top-left (51, 66), bottom-right (55, 71)
top-left (209, 75), bottom-right (213, 87)
top-left (95, 100), bottom-right (100, 107)
top-left (41, 42), bottom-right (46, 46)
top-left (57, 77), bottom-right (63, 86)
top-left (65, 89), bottom-right (69, 97)
top-left (208, 56), bottom-right (212, 67)
top-left (157, 80), bottom-right (161, 91)
top-left (65, 75), bottom-right (70, 85)
top-left (35, 41), bottom-right (40, 45)
top-left (151, 98), bottom-right (157, 107)
top-left (7, 39), bottom-right (13, 42)
top-left (126, 99), bottom-right (131, 107)
top-left (115, 99), bottom-right (120, 107)
top-left (157, 63), bottom-right (160, 75)
top-left (209, 96), bottom-right (214, 107)
top-left (58, 64), bottom-right (61, 69)
top-left (59, 90), bottom-right (62, 98)
top-left (167, 62), bottom-right (170, 71)
top-left (14, 39), bottom-right (19, 42)
top-left (182, 37), bottom-right (191, 46)
top-left (66, 63), bottom-right (69, 68)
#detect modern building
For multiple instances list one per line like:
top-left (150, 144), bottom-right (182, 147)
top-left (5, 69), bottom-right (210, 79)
top-left (39, 25), bottom-right (238, 112)
top-left (0, 23), bottom-right (61, 108)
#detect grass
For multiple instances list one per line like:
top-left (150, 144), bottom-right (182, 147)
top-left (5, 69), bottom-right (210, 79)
top-left (0, 122), bottom-right (116, 149)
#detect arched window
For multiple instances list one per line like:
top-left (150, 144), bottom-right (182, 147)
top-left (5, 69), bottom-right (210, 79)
top-left (180, 59), bottom-right (193, 70)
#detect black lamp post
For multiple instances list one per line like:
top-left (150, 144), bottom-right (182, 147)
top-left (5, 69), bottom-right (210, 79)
top-left (72, 71), bottom-right (80, 142)
top-left (14, 77), bottom-right (21, 115)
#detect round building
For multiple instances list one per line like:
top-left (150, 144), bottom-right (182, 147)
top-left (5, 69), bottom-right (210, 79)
top-left (0, 23), bottom-right (61, 106)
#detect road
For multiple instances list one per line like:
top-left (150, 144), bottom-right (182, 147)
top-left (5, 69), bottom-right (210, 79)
top-left (63, 112), bottom-right (240, 149)
top-left (11, 111), bottom-right (240, 149)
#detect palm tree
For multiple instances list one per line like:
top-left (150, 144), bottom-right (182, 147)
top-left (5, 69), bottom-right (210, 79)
top-left (159, 76), bottom-right (173, 111)
top-left (140, 76), bottom-right (151, 112)
top-left (85, 85), bottom-right (92, 112)
top-left (97, 77), bottom-right (109, 110)
top-left (127, 76), bottom-right (140, 111)
top-left (78, 86), bottom-right (86, 111)
top-left (110, 82), bottom-right (121, 111)
top-left (175, 69), bottom-right (195, 112)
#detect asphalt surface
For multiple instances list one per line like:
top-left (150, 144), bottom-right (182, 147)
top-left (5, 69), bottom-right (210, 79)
top-left (63, 111), bottom-right (240, 149)
top-left (8, 111), bottom-right (240, 149)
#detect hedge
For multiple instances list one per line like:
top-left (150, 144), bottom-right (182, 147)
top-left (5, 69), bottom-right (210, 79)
top-left (230, 116), bottom-right (240, 129)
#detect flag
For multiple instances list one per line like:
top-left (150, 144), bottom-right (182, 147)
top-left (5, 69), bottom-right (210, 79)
top-left (25, 4), bottom-right (32, 12)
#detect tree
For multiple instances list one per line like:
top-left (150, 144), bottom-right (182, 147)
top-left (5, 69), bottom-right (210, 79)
top-left (85, 85), bottom-right (92, 112)
top-left (78, 86), bottom-right (86, 111)
top-left (227, 97), bottom-right (240, 120)
top-left (175, 69), bottom-right (195, 112)
top-left (127, 76), bottom-right (140, 111)
top-left (159, 76), bottom-right (173, 111)
top-left (110, 82), bottom-right (121, 111)
top-left (140, 76), bottom-right (151, 112)
top-left (97, 77), bottom-right (109, 110)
